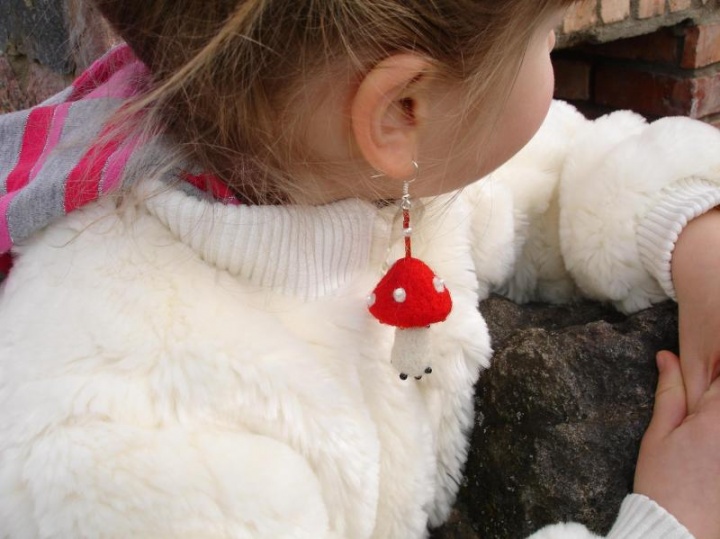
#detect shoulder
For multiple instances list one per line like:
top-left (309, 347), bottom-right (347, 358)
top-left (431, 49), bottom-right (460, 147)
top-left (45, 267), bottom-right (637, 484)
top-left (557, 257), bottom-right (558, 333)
top-left (0, 190), bottom-right (328, 423)
top-left (7, 192), bottom-right (197, 304)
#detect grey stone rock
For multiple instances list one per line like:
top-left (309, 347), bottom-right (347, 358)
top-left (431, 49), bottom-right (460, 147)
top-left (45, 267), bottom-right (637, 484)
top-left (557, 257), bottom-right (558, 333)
top-left (0, 0), bottom-right (72, 74)
top-left (432, 296), bottom-right (678, 539)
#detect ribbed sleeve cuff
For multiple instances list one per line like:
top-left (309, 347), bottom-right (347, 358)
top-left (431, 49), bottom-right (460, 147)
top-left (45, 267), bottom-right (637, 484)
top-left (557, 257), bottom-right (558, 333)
top-left (637, 177), bottom-right (720, 300)
top-left (608, 495), bottom-right (693, 539)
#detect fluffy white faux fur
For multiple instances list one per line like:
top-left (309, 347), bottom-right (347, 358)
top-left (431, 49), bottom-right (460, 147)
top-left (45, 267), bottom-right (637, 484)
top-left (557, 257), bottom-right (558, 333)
top-left (0, 185), bottom-right (487, 537)
top-left (558, 110), bottom-right (720, 312)
top-left (527, 523), bottom-right (603, 539)
top-left (0, 100), bottom-right (715, 538)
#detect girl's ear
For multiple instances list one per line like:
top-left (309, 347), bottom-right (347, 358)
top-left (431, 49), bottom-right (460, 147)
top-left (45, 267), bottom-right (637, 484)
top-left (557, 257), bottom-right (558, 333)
top-left (351, 54), bottom-right (433, 180)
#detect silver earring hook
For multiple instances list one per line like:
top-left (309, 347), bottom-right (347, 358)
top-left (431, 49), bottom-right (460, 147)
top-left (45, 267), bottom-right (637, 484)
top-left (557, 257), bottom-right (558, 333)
top-left (407, 160), bottom-right (419, 184)
top-left (401, 161), bottom-right (419, 210)
top-left (372, 161), bottom-right (419, 183)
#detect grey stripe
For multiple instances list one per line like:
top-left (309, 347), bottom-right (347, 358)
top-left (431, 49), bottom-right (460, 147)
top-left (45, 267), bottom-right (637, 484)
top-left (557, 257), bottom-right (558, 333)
top-left (121, 137), bottom-right (208, 199)
top-left (50, 97), bottom-right (121, 152)
top-left (6, 98), bottom-right (121, 244)
top-left (37, 86), bottom-right (74, 107)
top-left (0, 109), bottom-right (31, 194)
top-left (6, 172), bottom-right (69, 245)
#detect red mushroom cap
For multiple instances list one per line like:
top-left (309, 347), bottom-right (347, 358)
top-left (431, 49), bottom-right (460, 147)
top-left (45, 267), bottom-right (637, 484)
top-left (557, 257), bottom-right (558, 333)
top-left (368, 256), bottom-right (452, 329)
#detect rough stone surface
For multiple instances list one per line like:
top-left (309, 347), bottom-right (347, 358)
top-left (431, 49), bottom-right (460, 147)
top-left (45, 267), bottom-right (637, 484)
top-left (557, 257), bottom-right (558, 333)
top-left (0, 0), bottom-right (72, 74)
top-left (0, 0), bottom-right (117, 112)
top-left (0, 54), bottom-right (26, 113)
top-left (432, 296), bottom-right (678, 539)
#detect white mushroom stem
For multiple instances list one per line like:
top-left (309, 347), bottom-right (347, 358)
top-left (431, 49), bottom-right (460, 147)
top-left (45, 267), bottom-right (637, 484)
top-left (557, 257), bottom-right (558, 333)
top-left (391, 327), bottom-right (431, 379)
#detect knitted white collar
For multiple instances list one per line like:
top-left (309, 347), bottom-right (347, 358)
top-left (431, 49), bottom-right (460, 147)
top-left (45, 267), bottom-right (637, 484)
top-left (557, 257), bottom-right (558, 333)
top-left (142, 180), bottom-right (387, 300)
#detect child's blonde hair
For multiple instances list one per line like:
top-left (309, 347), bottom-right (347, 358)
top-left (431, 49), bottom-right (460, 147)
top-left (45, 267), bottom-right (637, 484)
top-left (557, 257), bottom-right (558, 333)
top-left (93, 0), bottom-right (576, 204)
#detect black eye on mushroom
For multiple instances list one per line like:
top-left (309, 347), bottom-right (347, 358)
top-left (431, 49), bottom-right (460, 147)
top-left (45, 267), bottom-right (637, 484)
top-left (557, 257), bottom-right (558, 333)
top-left (368, 256), bottom-right (452, 380)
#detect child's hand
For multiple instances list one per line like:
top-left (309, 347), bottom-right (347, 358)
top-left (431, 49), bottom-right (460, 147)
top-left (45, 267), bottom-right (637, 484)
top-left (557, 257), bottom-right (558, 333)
top-left (634, 351), bottom-right (720, 539)
top-left (671, 208), bottom-right (720, 412)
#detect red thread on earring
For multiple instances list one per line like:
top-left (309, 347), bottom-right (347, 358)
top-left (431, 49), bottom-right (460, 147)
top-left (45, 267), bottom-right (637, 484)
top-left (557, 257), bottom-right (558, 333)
top-left (403, 204), bottom-right (412, 258)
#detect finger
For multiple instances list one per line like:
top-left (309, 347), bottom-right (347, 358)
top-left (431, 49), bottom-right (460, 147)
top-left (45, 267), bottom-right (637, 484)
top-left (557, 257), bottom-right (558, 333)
top-left (680, 354), bottom-right (708, 414)
top-left (701, 361), bottom-right (720, 401)
top-left (646, 351), bottom-right (688, 440)
top-left (698, 357), bottom-right (720, 406)
top-left (677, 308), bottom-right (710, 413)
top-left (711, 356), bottom-right (720, 384)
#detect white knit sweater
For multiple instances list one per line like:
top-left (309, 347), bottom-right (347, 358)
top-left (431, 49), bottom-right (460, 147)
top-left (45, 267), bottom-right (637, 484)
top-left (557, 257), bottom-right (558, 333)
top-left (1, 101), bottom-right (719, 538)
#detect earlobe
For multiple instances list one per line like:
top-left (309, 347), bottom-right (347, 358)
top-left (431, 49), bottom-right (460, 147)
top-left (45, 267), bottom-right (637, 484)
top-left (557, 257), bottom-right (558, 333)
top-left (351, 54), bottom-right (432, 179)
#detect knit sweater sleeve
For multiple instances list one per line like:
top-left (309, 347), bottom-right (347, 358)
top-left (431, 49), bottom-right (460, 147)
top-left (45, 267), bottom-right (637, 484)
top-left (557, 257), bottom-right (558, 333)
top-left (525, 494), bottom-right (693, 538)
top-left (464, 100), bottom-right (720, 313)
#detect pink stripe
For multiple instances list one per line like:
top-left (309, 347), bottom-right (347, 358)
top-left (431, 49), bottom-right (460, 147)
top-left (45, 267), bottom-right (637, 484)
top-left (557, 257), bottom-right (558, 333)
top-left (86, 62), bottom-right (149, 100)
top-left (69, 45), bottom-right (136, 101)
top-left (101, 135), bottom-right (142, 194)
top-left (0, 191), bottom-right (19, 252)
top-left (27, 103), bottom-right (71, 183)
top-left (5, 107), bottom-right (55, 193)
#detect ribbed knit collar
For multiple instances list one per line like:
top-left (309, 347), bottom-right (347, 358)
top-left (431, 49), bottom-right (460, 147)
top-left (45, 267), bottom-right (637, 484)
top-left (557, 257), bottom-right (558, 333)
top-left (142, 180), bottom-right (389, 300)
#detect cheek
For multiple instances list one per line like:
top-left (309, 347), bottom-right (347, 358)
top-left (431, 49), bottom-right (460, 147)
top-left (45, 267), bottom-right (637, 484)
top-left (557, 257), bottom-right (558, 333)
top-left (491, 55), bottom-right (555, 160)
top-left (416, 50), bottom-right (556, 195)
top-left (513, 58), bottom-right (555, 142)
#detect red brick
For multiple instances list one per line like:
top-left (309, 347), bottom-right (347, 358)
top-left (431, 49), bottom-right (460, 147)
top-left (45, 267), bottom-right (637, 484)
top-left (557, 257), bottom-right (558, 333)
top-left (669, 0), bottom-right (693, 11)
top-left (692, 74), bottom-right (720, 117)
top-left (601, 0), bottom-right (631, 23)
top-left (637, 0), bottom-right (666, 18)
top-left (564, 0), bottom-right (599, 33)
top-left (682, 22), bottom-right (720, 69)
top-left (595, 65), bottom-right (680, 116)
top-left (595, 64), bottom-right (720, 118)
top-left (553, 58), bottom-right (593, 101)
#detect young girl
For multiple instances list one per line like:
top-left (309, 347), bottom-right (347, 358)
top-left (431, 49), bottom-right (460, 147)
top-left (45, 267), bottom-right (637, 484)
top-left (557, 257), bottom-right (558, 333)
top-left (1, 0), bottom-right (719, 537)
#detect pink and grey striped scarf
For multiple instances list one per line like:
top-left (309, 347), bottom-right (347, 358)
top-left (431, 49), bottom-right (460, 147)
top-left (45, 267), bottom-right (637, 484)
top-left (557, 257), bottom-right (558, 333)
top-left (0, 45), bottom-right (239, 280)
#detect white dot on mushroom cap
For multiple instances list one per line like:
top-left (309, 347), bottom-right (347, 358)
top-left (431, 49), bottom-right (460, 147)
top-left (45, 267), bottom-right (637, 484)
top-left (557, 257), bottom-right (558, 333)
top-left (393, 288), bottom-right (407, 303)
top-left (367, 293), bottom-right (376, 307)
top-left (433, 276), bottom-right (445, 293)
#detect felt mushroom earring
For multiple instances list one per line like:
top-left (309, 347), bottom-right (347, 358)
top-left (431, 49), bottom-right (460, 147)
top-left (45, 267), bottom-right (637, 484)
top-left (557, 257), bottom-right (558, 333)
top-left (367, 163), bottom-right (453, 381)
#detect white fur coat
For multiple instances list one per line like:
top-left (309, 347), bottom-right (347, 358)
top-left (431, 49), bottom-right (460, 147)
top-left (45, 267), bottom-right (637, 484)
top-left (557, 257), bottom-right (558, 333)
top-left (1, 102), bottom-right (719, 538)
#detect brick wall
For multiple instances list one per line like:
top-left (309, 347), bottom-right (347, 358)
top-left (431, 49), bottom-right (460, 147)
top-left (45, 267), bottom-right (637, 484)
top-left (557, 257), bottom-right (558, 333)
top-left (559, 0), bottom-right (718, 42)
top-left (554, 0), bottom-right (720, 127)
